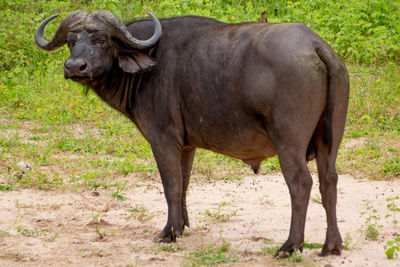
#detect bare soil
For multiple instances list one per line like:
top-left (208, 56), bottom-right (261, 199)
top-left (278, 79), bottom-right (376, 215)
top-left (0, 173), bottom-right (399, 266)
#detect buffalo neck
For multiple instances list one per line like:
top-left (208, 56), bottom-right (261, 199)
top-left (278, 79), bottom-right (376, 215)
top-left (91, 64), bottom-right (141, 121)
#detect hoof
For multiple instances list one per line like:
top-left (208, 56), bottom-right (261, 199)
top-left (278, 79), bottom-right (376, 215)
top-left (153, 227), bottom-right (183, 243)
top-left (319, 246), bottom-right (341, 256)
top-left (274, 242), bottom-right (303, 259)
top-left (274, 250), bottom-right (292, 259)
top-left (319, 240), bottom-right (342, 256)
top-left (153, 234), bottom-right (174, 243)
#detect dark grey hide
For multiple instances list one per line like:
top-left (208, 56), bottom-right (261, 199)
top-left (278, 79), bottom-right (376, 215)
top-left (35, 11), bottom-right (349, 257)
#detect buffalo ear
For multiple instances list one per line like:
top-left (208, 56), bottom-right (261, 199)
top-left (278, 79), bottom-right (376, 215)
top-left (118, 52), bottom-right (156, 74)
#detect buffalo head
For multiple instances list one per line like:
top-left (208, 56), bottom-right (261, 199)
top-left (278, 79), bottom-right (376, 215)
top-left (35, 10), bottom-right (162, 86)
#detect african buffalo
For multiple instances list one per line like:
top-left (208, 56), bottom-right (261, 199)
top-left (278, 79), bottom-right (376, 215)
top-left (35, 10), bottom-right (349, 257)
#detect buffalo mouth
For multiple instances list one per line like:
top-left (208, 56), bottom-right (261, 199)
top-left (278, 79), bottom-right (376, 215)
top-left (65, 70), bottom-right (89, 80)
top-left (64, 70), bottom-right (105, 87)
top-left (68, 75), bottom-right (90, 83)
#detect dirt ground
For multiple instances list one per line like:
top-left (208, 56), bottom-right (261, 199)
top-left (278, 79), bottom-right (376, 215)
top-left (1, 172), bottom-right (399, 266)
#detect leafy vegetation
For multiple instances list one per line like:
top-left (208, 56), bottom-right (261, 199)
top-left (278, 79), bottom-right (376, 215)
top-left (108, 185), bottom-right (129, 200)
top-left (383, 197), bottom-right (400, 259)
top-left (386, 196), bottom-right (400, 229)
top-left (126, 205), bottom-right (156, 221)
top-left (204, 201), bottom-right (238, 223)
top-left (0, 184), bottom-right (13, 191)
top-left (261, 242), bottom-right (305, 263)
top-left (385, 237), bottom-right (400, 259)
top-left (183, 239), bottom-right (239, 266)
top-left (360, 204), bottom-right (383, 241)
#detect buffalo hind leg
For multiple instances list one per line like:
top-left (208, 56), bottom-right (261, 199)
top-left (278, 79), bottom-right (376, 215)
top-left (316, 138), bottom-right (342, 255)
top-left (181, 149), bottom-right (196, 229)
top-left (152, 146), bottom-right (184, 243)
top-left (276, 151), bottom-right (313, 258)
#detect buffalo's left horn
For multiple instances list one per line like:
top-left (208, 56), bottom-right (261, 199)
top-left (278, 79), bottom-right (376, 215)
top-left (35, 10), bottom-right (89, 51)
top-left (87, 10), bottom-right (162, 49)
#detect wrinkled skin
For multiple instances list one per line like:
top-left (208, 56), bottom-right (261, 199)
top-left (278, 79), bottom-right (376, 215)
top-left (35, 13), bottom-right (349, 257)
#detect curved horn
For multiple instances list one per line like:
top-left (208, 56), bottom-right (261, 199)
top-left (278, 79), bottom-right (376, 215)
top-left (34, 10), bottom-right (89, 51)
top-left (87, 11), bottom-right (162, 49)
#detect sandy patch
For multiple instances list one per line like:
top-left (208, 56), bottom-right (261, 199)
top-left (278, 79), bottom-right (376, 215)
top-left (0, 173), bottom-right (399, 266)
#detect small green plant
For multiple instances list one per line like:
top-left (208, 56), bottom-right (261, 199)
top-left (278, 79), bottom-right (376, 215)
top-left (108, 185), bottom-right (129, 200)
top-left (261, 244), bottom-right (280, 255)
top-left (343, 232), bottom-right (354, 250)
top-left (360, 204), bottom-right (383, 241)
top-left (183, 239), bottom-right (238, 266)
top-left (365, 225), bottom-right (380, 241)
top-left (221, 175), bottom-right (243, 181)
top-left (204, 202), bottom-right (238, 223)
top-left (311, 192), bottom-right (322, 204)
top-left (96, 226), bottom-right (107, 240)
top-left (386, 196), bottom-right (400, 229)
top-left (127, 206), bottom-right (155, 221)
top-left (160, 244), bottom-right (175, 252)
top-left (129, 206), bottom-right (147, 213)
top-left (90, 212), bottom-right (103, 223)
top-left (0, 184), bottom-right (13, 191)
top-left (303, 242), bottom-right (324, 249)
top-left (261, 242), bottom-right (303, 263)
top-left (385, 237), bottom-right (400, 259)
top-left (17, 226), bottom-right (47, 238)
top-left (157, 243), bottom-right (185, 253)
top-left (285, 251), bottom-right (303, 263)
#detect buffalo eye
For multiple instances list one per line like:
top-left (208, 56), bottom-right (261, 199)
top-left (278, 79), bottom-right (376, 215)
top-left (91, 33), bottom-right (108, 48)
top-left (67, 33), bottom-right (78, 49)
top-left (96, 39), bottom-right (106, 46)
top-left (67, 40), bottom-right (75, 49)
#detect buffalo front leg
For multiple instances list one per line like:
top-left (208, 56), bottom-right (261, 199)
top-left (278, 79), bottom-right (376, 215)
top-left (152, 146), bottom-right (185, 243)
top-left (276, 152), bottom-right (313, 257)
top-left (181, 149), bottom-right (196, 229)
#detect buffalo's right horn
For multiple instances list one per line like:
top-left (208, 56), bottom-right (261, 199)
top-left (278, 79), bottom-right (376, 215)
top-left (35, 10), bottom-right (89, 51)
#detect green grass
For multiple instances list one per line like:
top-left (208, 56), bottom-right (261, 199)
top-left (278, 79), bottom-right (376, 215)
top-left (261, 245), bottom-right (304, 264)
top-left (183, 240), bottom-right (239, 266)
top-left (127, 206), bottom-right (156, 222)
top-left (155, 243), bottom-right (186, 253)
top-left (204, 201), bottom-right (238, 223)
top-left (108, 185), bottom-right (129, 200)
top-left (0, 184), bottom-right (13, 191)
top-left (337, 63), bottom-right (400, 179)
top-left (0, 0), bottom-right (399, 194)
top-left (261, 241), bottom-right (323, 265)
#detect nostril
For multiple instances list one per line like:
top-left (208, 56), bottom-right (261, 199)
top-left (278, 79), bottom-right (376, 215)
top-left (64, 60), bottom-right (71, 71)
top-left (79, 62), bottom-right (87, 71)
